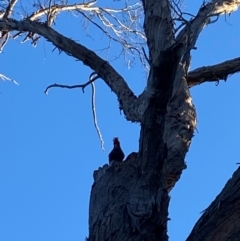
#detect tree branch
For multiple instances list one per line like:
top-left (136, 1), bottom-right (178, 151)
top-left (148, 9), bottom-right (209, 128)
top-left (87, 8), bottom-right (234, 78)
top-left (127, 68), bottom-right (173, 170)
top-left (176, 0), bottom-right (240, 73)
top-left (44, 73), bottom-right (99, 94)
top-left (187, 166), bottom-right (240, 241)
top-left (172, 0), bottom-right (240, 88)
top-left (24, 1), bottom-right (147, 68)
top-left (0, 0), bottom-right (147, 69)
top-left (28, 1), bottom-right (97, 21)
top-left (0, 19), bottom-right (139, 122)
top-left (0, 0), bottom-right (18, 52)
top-left (177, 0), bottom-right (240, 45)
top-left (45, 73), bottom-right (105, 150)
top-left (188, 57), bottom-right (240, 87)
top-left (3, 0), bottom-right (18, 19)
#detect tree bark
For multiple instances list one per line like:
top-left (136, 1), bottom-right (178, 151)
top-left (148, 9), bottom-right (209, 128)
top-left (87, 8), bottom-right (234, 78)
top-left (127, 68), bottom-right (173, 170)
top-left (188, 57), bottom-right (240, 87)
top-left (89, 1), bottom-right (240, 240)
top-left (65, 0), bottom-right (240, 236)
top-left (89, 152), bottom-right (139, 241)
top-left (187, 166), bottom-right (240, 241)
top-left (89, 43), bottom-right (197, 241)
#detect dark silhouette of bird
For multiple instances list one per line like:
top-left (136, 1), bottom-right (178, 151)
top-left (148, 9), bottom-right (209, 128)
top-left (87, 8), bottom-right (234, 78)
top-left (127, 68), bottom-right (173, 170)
top-left (108, 137), bottom-right (125, 165)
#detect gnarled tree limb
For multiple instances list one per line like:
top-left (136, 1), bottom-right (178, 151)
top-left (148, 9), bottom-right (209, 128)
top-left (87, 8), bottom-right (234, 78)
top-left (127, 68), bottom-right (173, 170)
top-left (188, 57), bottom-right (240, 87)
top-left (176, 0), bottom-right (240, 76)
top-left (171, 0), bottom-right (240, 89)
top-left (0, 19), bottom-right (140, 122)
top-left (177, 0), bottom-right (240, 45)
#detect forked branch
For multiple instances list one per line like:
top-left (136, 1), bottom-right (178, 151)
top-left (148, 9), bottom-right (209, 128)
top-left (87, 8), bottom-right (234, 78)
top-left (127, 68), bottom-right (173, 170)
top-left (176, 0), bottom-right (240, 72)
top-left (0, 0), bottom-right (146, 68)
top-left (44, 72), bottom-right (99, 94)
top-left (0, 19), bottom-right (139, 121)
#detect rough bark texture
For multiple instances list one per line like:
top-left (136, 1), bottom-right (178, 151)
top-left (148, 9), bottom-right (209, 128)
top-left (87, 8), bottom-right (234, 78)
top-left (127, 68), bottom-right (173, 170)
top-left (188, 57), bottom-right (240, 87)
top-left (88, 1), bottom-right (240, 240)
top-left (89, 153), bottom-right (138, 241)
top-left (187, 166), bottom-right (240, 241)
top-left (89, 43), bottom-right (197, 241)
top-left (89, 41), bottom-right (197, 241)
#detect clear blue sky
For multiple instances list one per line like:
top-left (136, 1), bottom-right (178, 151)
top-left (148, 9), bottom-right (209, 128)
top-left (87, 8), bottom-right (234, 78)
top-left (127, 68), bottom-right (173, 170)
top-left (0, 1), bottom-right (240, 241)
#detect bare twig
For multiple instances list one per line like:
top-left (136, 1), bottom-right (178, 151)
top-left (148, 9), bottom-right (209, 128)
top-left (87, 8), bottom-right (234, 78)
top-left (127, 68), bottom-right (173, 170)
top-left (44, 73), bottom-right (99, 94)
top-left (0, 30), bottom-right (9, 52)
top-left (46, 0), bottom-right (53, 26)
top-left (3, 0), bottom-right (18, 18)
top-left (0, 18), bottom-right (139, 121)
top-left (27, 1), bottom-right (147, 68)
top-left (142, 47), bottom-right (150, 64)
top-left (0, 73), bottom-right (18, 85)
top-left (90, 74), bottom-right (105, 151)
top-left (44, 72), bottom-right (104, 150)
top-left (170, 0), bottom-right (188, 22)
top-left (28, 2), bottom-right (97, 21)
top-left (0, 0), bottom-right (18, 51)
top-left (0, 0), bottom-right (147, 68)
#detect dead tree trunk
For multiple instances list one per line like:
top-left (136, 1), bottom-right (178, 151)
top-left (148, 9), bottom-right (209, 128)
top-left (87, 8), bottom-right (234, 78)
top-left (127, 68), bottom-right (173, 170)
top-left (88, 1), bottom-right (240, 239)
top-left (88, 43), bottom-right (197, 240)
top-left (0, 0), bottom-right (240, 240)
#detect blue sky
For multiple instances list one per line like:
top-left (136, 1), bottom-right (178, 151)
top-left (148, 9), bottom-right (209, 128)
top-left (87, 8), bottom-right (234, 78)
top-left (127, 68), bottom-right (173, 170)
top-left (0, 1), bottom-right (240, 241)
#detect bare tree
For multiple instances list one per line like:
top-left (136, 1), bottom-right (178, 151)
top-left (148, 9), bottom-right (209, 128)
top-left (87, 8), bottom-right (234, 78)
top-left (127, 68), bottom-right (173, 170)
top-left (1, 0), bottom-right (240, 240)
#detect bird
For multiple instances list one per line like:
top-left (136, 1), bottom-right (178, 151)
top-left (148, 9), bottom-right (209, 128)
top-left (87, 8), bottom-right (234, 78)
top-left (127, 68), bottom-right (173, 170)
top-left (108, 137), bottom-right (125, 165)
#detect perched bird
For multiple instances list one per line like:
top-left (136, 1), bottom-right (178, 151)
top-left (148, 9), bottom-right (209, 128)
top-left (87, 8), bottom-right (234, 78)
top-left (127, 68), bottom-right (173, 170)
top-left (108, 137), bottom-right (125, 165)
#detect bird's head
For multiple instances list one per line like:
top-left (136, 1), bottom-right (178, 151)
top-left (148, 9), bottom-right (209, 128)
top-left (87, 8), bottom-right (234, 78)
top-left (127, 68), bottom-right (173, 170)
top-left (113, 137), bottom-right (120, 148)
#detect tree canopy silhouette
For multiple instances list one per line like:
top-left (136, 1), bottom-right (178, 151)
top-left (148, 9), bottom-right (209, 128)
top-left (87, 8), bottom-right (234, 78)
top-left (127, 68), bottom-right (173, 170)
top-left (1, 0), bottom-right (240, 240)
